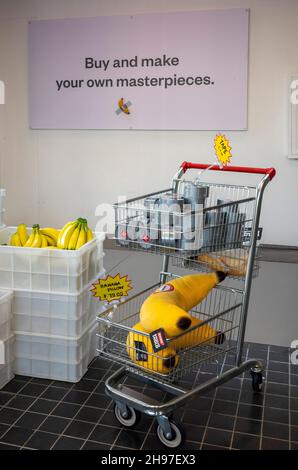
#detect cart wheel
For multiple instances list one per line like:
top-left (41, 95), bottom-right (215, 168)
top-left (251, 370), bottom-right (263, 393)
top-left (156, 421), bottom-right (185, 449)
top-left (113, 403), bottom-right (140, 428)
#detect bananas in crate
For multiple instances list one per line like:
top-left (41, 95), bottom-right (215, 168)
top-left (57, 218), bottom-right (94, 250)
top-left (140, 272), bottom-right (226, 338)
top-left (9, 219), bottom-right (94, 250)
top-left (126, 323), bottom-right (179, 375)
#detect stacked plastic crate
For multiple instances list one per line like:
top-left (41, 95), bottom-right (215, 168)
top-left (0, 224), bottom-right (105, 384)
top-left (0, 290), bottom-right (14, 388)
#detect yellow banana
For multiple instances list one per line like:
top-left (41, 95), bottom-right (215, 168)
top-left (17, 224), bottom-right (29, 246)
top-left (31, 231), bottom-right (42, 248)
top-left (68, 223), bottom-right (81, 250)
top-left (41, 228), bottom-right (60, 244)
top-left (10, 233), bottom-right (17, 246)
top-left (57, 221), bottom-right (77, 249)
top-left (43, 234), bottom-right (56, 246)
top-left (126, 323), bottom-right (179, 375)
top-left (86, 228), bottom-right (94, 242)
top-left (41, 234), bottom-right (48, 248)
top-left (140, 272), bottom-right (226, 338)
top-left (75, 223), bottom-right (87, 249)
top-left (172, 316), bottom-right (225, 351)
top-left (24, 230), bottom-right (36, 247)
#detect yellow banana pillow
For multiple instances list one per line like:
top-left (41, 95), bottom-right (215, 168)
top-left (172, 316), bottom-right (226, 351)
top-left (126, 323), bottom-right (179, 375)
top-left (140, 272), bottom-right (226, 338)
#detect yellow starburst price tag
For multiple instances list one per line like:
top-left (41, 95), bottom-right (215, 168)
top-left (214, 134), bottom-right (232, 166)
top-left (91, 273), bottom-right (132, 302)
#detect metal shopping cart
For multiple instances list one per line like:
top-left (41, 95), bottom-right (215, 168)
top-left (97, 162), bottom-right (276, 448)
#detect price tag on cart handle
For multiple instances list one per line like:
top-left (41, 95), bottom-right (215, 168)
top-left (90, 273), bottom-right (132, 302)
top-left (214, 133), bottom-right (232, 167)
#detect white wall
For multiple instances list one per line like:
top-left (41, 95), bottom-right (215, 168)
top-left (0, 0), bottom-right (297, 245)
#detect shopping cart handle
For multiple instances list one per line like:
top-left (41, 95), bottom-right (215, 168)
top-left (180, 162), bottom-right (276, 181)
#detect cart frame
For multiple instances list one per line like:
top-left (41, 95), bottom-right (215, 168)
top-left (98, 162), bottom-right (276, 447)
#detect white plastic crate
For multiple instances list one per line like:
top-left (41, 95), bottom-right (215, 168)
top-left (0, 335), bottom-right (15, 389)
top-left (12, 272), bottom-right (105, 337)
top-left (0, 227), bottom-right (105, 294)
top-left (0, 289), bottom-right (13, 340)
top-left (14, 322), bottom-right (97, 382)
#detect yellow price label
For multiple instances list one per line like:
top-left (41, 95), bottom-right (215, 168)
top-left (90, 273), bottom-right (132, 302)
top-left (214, 134), bottom-right (232, 166)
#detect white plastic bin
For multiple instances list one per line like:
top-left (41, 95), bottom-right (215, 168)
top-left (14, 322), bottom-right (97, 382)
top-left (0, 335), bottom-right (15, 389)
top-left (0, 227), bottom-right (105, 294)
top-left (0, 289), bottom-right (13, 340)
top-left (12, 272), bottom-right (106, 337)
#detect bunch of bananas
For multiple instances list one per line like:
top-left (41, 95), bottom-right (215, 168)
top-left (10, 224), bottom-right (59, 248)
top-left (57, 218), bottom-right (94, 250)
top-left (9, 219), bottom-right (94, 250)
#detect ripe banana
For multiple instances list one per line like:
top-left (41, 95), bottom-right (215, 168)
top-left (57, 221), bottom-right (78, 249)
top-left (87, 227), bottom-right (94, 242)
top-left (17, 224), bottom-right (29, 246)
top-left (126, 323), bottom-right (179, 375)
top-left (75, 222), bottom-right (87, 249)
top-left (172, 316), bottom-right (225, 351)
top-left (30, 225), bottom-right (42, 248)
top-left (68, 224), bottom-right (81, 250)
top-left (41, 228), bottom-right (60, 245)
top-left (41, 234), bottom-right (48, 248)
top-left (140, 272), bottom-right (226, 338)
top-left (24, 230), bottom-right (36, 247)
top-left (10, 233), bottom-right (22, 246)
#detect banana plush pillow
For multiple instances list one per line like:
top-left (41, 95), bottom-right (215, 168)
top-left (126, 323), bottom-right (179, 374)
top-left (140, 272), bottom-right (226, 337)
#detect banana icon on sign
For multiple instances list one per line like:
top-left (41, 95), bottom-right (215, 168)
top-left (116, 97), bottom-right (132, 115)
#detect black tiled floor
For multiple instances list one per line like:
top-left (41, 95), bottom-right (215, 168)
top-left (0, 344), bottom-right (296, 450)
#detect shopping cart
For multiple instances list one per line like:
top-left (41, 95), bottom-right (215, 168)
top-left (97, 162), bottom-right (276, 448)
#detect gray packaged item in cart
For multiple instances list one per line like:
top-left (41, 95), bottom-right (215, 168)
top-left (202, 210), bottom-right (228, 251)
top-left (181, 183), bottom-right (208, 252)
top-left (157, 193), bottom-right (185, 248)
top-left (183, 182), bottom-right (209, 209)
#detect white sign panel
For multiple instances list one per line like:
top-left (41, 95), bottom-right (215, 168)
top-left (28, 9), bottom-right (249, 130)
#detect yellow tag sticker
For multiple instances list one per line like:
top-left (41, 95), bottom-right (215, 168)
top-left (214, 134), bottom-right (232, 166)
top-left (90, 273), bottom-right (132, 302)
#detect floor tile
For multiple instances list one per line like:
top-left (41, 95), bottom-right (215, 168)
top-left (15, 411), bottom-right (47, 430)
top-left (262, 421), bottom-right (289, 440)
top-left (0, 392), bottom-right (14, 406)
top-left (235, 417), bottom-right (262, 435)
top-left (266, 383), bottom-right (289, 397)
top-left (25, 431), bottom-right (58, 450)
top-left (114, 429), bottom-right (146, 449)
top-left (4, 394), bottom-right (35, 411)
top-left (203, 428), bottom-right (232, 447)
top-left (64, 420), bottom-right (94, 439)
top-left (237, 404), bottom-right (263, 421)
top-left (62, 390), bottom-right (90, 405)
top-left (72, 379), bottom-right (99, 393)
top-left (215, 387), bottom-right (240, 402)
top-left (52, 436), bottom-right (84, 450)
top-left (82, 440), bottom-right (111, 450)
top-left (184, 424), bottom-right (205, 443)
top-left (232, 432), bottom-right (260, 450)
top-left (40, 416), bottom-right (70, 434)
top-left (1, 380), bottom-right (27, 394)
top-left (265, 394), bottom-right (289, 409)
top-left (51, 402), bottom-right (81, 419)
top-left (267, 371), bottom-right (289, 384)
top-left (208, 413), bottom-right (235, 431)
top-left (85, 393), bottom-right (112, 409)
top-left (182, 409), bottom-right (210, 427)
top-left (268, 361), bottom-right (289, 374)
top-left (291, 426), bottom-right (298, 442)
top-left (264, 407), bottom-right (289, 424)
top-left (0, 407), bottom-right (23, 425)
top-left (261, 437), bottom-right (289, 450)
top-left (0, 442), bottom-right (20, 449)
top-left (212, 400), bottom-right (238, 416)
top-left (20, 383), bottom-right (47, 397)
top-left (240, 390), bottom-right (264, 406)
top-left (29, 398), bottom-right (58, 414)
top-left (88, 424), bottom-right (120, 444)
top-left (41, 387), bottom-right (68, 401)
top-left (75, 406), bottom-right (104, 424)
top-left (0, 426), bottom-right (34, 446)
top-left (0, 423), bottom-right (9, 439)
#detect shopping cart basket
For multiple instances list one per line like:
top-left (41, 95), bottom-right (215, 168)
top-left (97, 162), bottom-right (276, 448)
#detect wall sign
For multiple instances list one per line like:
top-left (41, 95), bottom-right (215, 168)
top-left (28, 9), bottom-right (249, 130)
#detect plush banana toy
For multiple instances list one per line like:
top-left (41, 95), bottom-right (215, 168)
top-left (140, 271), bottom-right (226, 338)
top-left (126, 323), bottom-right (179, 375)
top-left (172, 316), bottom-right (225, 351)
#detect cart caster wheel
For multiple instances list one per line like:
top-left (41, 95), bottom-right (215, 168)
top-left (114, 403), bottom-right (141, 428)
top-left (157, 421), bottom-right (185, 449)
top-left (251, 369), bottom-right (263, 393)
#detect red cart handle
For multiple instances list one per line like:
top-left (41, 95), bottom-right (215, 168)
top-left (180, 162), bottom-right (276, 181)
